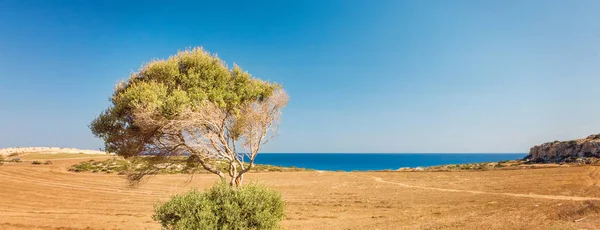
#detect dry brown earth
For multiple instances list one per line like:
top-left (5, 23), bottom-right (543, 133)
top-left (1, 155), bottom-right (600, 229)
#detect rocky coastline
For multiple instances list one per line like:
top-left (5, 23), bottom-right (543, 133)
top-left (525, 134), bottom-right (600, 163)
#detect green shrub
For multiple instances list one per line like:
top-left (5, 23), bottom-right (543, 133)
top-left (31, 161), bottom-right (42, 165)
top-left (69, 160), bottom-right (95, 172)
top-left (69, 157), bottom-right (307, 174)
top-left (154, 182), bottom-right (285, 230)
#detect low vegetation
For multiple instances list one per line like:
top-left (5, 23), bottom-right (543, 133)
top-left (394, 157), bottom-right (600, 172)
top-left (20, 153), bottom-right (106, 160)
top-left (395, 161), bottom-right (521, 172)
top-left (8, 158), bottom-right (22, 163)
top-left (69, 158), bottom-right (131, 174)
top-left (154, 182), bottom-right (285, 230)
top-left (69, 157), bottom-right (310, 174)
top-left (555, 201), bottom-right (600, 221)
top-left (31, 160), bottom-right (52, 165)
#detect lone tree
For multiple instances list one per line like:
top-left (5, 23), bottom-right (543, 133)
top-left (90, 47), bottom-right (288, 187)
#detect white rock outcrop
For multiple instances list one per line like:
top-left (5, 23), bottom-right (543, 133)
top-left (0, 147), bottom-right (112, 156)
top-left (526, 134), bottom-right (600, 163)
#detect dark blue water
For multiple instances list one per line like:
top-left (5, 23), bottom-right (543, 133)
top-left (252, 153), bottom-right (527, 171)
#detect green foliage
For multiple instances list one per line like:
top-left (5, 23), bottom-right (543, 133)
top-left (69, 160), bottom-right (95, 172)
top-left (90, 47), bottom-right (279, 158)
top-left (240, 163), bottom-right (310, 172)
top-left (154, 182), bottom-right (285, 230)
top-left (435, 162), bottom-right (492, 171)
top-left (69, 158), bottom-right (310, 174)
top-left (69, 158), bottom-right (131, 173)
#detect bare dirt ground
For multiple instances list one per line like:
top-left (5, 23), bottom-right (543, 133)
top-left (1, 156), bottom-right (600, 229)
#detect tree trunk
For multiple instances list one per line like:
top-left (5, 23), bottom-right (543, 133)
top-left (235, 174), bottom-right (243, 187)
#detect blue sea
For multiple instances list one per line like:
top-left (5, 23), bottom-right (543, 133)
top-left (252, 153), bottom-right (527, 171)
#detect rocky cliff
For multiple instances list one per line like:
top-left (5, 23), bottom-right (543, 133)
top-left (526, 134), bottom-right (600, 163)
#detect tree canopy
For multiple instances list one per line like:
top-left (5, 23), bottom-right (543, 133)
top-left (90, 47), bottom-right (288, 186)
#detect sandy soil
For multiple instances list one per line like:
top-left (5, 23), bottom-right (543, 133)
top-left (1, 157), bottom-right (600, 229)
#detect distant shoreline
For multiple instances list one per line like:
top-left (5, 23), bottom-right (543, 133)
top-left (251, 153), bottom-right (527, 171)
top-left (1, 148), bottom-right (527, 171)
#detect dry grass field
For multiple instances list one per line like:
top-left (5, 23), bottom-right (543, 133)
top-left (1, 155), bottom-right (600, 229)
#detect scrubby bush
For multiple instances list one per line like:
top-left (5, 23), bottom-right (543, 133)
top-left (9, 158), bottom-right (21, 163)
top-left (8, 153), bottom-right (19, 157)
top-left (69, 158), bottom-right (308, 175)
top-left (31, 161), bottom-right (42, 165)
top-left (68, 158), bottom-right (132, 172)
top-left (69, 160), bottom-right (96, 172)
top-left (154, 182), bottom-right (285, 230)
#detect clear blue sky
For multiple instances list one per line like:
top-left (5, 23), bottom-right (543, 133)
top-left (1, 0), bottom-right (599, 153)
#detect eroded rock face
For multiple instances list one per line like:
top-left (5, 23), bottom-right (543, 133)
top-left (526, 134), bottom-right (600, 163)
